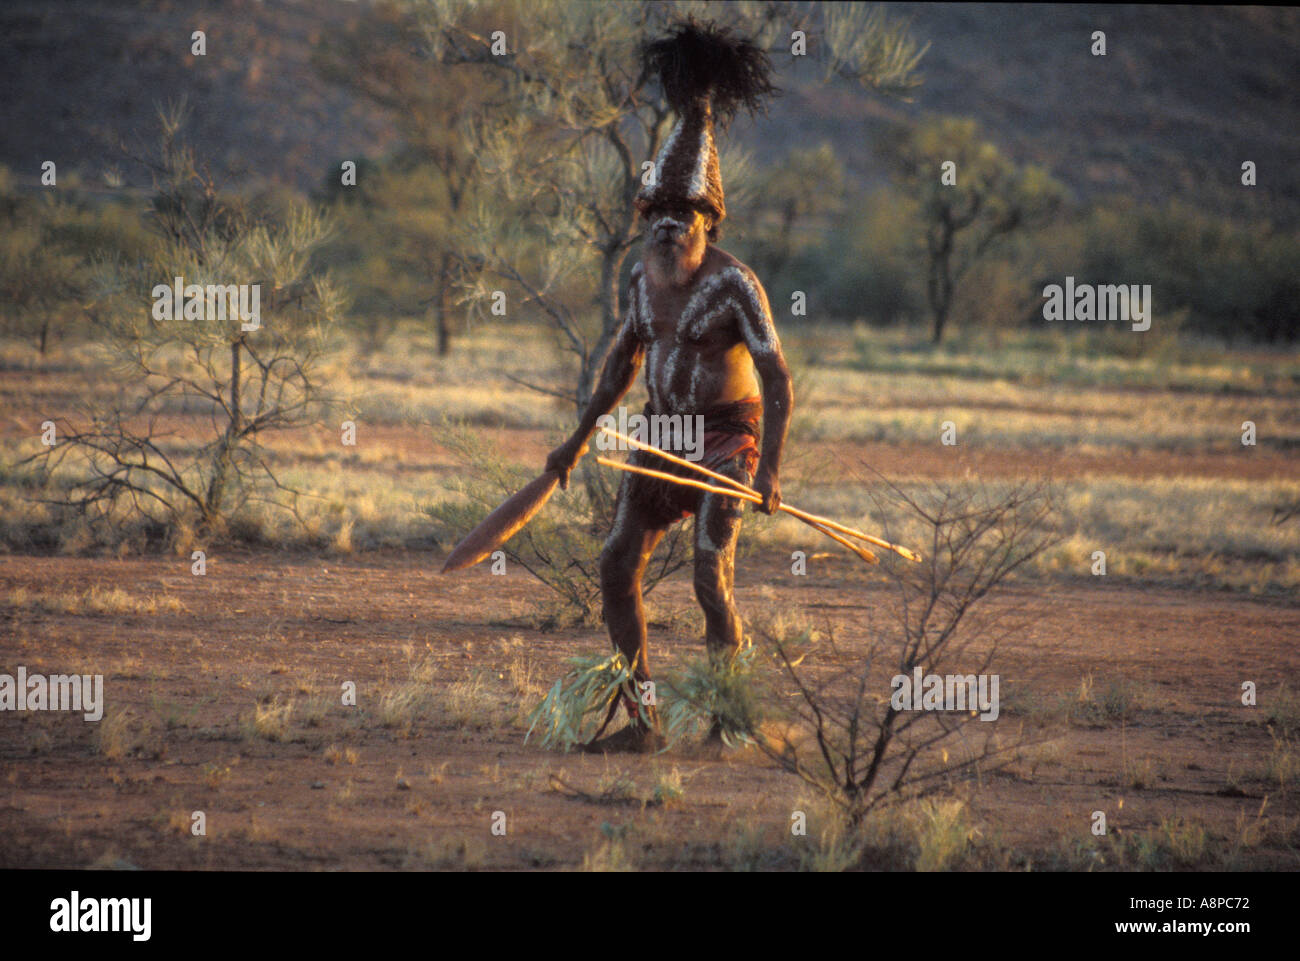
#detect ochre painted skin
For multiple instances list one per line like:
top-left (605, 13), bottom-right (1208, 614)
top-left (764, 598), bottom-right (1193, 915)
top-left (546, 202), bottom-right (794, 748)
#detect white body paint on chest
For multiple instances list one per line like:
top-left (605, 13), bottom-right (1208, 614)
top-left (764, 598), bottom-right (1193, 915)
top-left (638, 263), bottom-right (778, 410)
top-left (725, 267), bottom-right (776, 355)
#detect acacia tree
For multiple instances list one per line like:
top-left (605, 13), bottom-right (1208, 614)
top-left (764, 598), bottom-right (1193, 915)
top-left (747, 141), bottom-right (847, 280)
top-left (21, 107), bottom-right (343, 542)
top-left (879, 116), bottom-right (1064, 344)
top-left (0, 167), bottom-right (142, 354)
top-left (314, 2), bottom-right (487, 354)
top-left (0, 202), bottom-right (80, 353)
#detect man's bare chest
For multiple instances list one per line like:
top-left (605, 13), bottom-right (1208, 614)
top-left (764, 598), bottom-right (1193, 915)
top-left (637, 270), bottom-right (742, 349)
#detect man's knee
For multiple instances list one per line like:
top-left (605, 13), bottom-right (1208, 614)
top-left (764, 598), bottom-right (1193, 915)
top-left (600, 540), bottom-right (639, 597)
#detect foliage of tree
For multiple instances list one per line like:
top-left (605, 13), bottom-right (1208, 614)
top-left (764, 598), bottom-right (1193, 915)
top-left (0, 168), bottom-right (151, 353)
top-left (747, 141), bottom-right (847, 282)
top-left (19, 108), bottom-right (344, 543)
top-left (314, 1), bottom-right (489, 354)
top-left (879, 116), bottom-right (1065, 344)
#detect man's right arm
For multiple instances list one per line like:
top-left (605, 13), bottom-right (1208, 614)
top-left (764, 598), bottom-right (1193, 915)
top-left (544, 286), bottom-right (644, 488)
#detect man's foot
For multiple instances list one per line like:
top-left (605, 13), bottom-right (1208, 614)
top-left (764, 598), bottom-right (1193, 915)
top-left (694, 719), bottom-right (754, 759)
top-left (691, 720), bottom-right (726, 759)
top-left (582, 723), bottom-right (664, 755)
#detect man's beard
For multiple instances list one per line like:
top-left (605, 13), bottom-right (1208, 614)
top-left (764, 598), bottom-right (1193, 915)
top-left (644, 233), bottom-right (706, 287)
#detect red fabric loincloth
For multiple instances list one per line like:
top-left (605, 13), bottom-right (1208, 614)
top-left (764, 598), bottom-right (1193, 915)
top-left (623, 396), bottom-right (762, 527)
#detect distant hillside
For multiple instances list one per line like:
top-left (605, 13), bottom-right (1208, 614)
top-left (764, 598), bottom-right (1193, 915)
top-left (0, 0), bottom-right (398, 194)
top-left (2, 1), bottom-right (1296, 226)
top-left (736, 3), bottom-right (1300, 228)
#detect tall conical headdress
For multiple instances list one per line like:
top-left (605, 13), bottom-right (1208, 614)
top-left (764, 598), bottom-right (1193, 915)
top-left (634, 20), bottom-right (777, 227)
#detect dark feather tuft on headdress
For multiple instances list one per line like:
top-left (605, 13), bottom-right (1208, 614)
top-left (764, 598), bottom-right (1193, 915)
top-left (640, 18), bottom-right (778, 126)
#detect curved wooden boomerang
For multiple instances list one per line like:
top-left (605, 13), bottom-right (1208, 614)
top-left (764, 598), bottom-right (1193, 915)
top-left (440, 470), bottom-right (560, 573)
top-left (596, 424), bottom-right (922, 563)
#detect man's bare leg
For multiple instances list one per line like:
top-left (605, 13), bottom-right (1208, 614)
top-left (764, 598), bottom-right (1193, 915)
top-left (586, 482), bottom-right (667, 753)
top-left (693, 458), bottom-right (750, 747)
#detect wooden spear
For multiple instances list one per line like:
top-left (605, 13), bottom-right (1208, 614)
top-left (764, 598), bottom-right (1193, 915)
top-left (596, 424), bottom-right (922, 563)
top-left (595, 457), bottom-right (879, 564)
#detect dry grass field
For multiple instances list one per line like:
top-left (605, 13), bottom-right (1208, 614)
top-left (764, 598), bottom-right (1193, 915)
top-left (2, 325), bottom-right (1298, 870)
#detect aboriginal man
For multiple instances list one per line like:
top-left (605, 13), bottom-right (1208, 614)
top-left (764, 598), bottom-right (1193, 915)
top-left (544, 21), bottom-right (791, 752)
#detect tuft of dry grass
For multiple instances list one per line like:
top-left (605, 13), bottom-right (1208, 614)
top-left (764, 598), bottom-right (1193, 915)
top-left (911, 800), bottom-right (982, 872)
top-left (425, 836), bottom-right (487, 870)
top-left (332, 518), bottom-right (355, 554)
top-left (651, 766), bottom-right (685, 807)
top-left (1265, 683), bottom-right (1300, 739)
top-left (580, 837), bottom-right (635, 872)
top-left (240, 697), bottom-right (294, 742)
top-left (95, 707), bottom-right (163, 760)
top-left (1122, 816), bottom-right (1209, 870)
top-left (7, 584), bottom-right (184, 616)
top-left (378, 684), bottom-right (428, 732)
top-left (503, 655), bottom-right (543, 697)
top-left (376, 653), bottom-right (438, 733)
top-left (1261, 734), bottom-right (1298, 790)
top-left (202, 762), bottom-right (234, 790)
top-left (1123, 756), bottom-right (1157, 790)
top-left (1068, 674), bottom-right (1152, 727)
top-left (323, 743), bottom-right (359, 766)
top-left (796, 796), bottom-right (984, 872)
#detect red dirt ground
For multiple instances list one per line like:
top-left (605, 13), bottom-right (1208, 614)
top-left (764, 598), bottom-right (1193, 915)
top-left (2, 545), bottom-right (1297, 870)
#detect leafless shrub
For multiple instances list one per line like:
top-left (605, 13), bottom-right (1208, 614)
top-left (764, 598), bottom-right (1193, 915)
top-left (755, 473), bottom-right (1063, 830)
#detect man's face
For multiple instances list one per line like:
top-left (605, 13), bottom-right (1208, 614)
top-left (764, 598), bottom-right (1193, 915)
top-left (646, 203), bottom-right (712, 253)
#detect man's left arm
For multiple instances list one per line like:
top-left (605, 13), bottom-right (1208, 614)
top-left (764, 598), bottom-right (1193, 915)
top-left (731, 267), bottom-right (793, 515)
